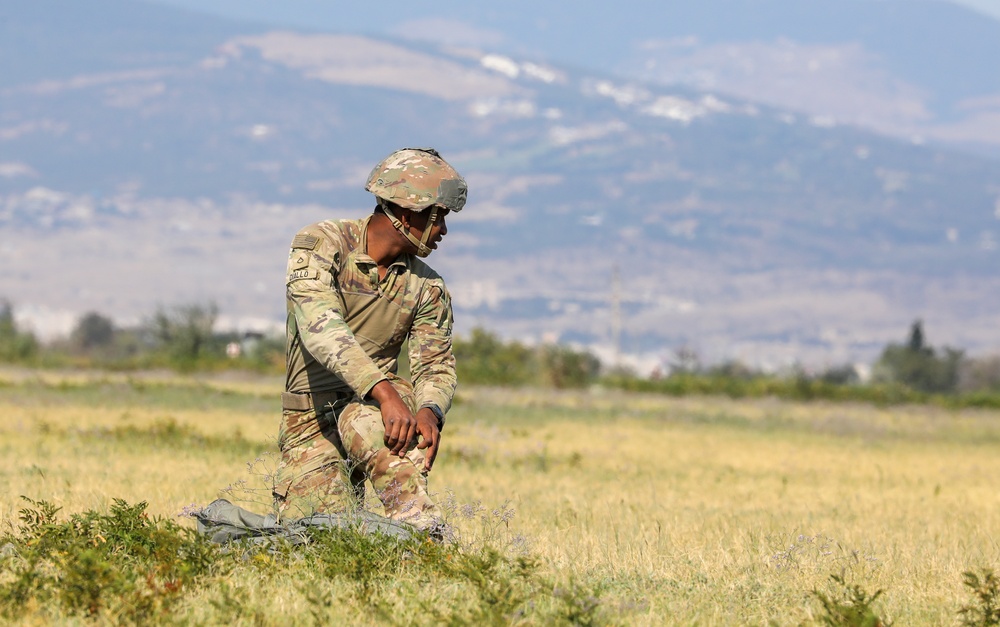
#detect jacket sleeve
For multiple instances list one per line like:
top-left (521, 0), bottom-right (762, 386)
top-left (286, 228), bottom-right (386, 398)
top-left (408, 280), bottom-right (457, 421)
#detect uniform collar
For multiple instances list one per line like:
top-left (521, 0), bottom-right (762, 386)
top-left (355, 215), bottom-right (409, 272)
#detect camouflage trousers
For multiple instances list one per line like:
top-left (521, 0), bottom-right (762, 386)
top-left (273, 377), bottom-right (443, 531)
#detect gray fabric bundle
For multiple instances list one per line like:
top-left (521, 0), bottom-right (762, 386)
top-left (192, 499), bottom-right (417, 546)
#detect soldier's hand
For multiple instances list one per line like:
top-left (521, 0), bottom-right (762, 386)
top-left (370, 381), bottom-right (417, 457)
top-left (414, 408), bottom-right (441, 472)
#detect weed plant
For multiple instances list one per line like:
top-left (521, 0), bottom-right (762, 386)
top-left (959, 568), bottom-right (1000, 627)
top-left (811, 573), bottom-right (891, 627)
top-left (0, 497), bottom-right (220, 623)
top-left (0, 496), bottom-right (607, 625)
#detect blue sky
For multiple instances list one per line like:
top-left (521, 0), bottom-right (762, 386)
top-left (957, 0), bottom-right (1000, 18)
top-left (141, 0), bottom-right (1000, 24)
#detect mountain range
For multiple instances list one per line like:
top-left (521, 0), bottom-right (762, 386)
top-left (1, 0), bottom-right (998, 371)
top-left (116, 0), bottom-right (1000, 157)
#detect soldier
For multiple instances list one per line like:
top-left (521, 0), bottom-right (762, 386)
top-left (274, 148), bottom-right (466, 532)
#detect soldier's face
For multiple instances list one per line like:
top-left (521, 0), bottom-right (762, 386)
top-left (405, 208), bottom-right (450, 251)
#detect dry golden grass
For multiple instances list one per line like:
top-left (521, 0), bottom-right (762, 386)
top-left (2, 368), bottom-right (1000, 624)
top-left (446, 389), bottom-right (1000, 624)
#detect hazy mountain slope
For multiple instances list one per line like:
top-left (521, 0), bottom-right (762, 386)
top-left (2, 2), bottom-right (999, 369)
top-left (0, 0), bottom-right (263, 89)
top-left (130, 0), bottom-right (1000, 111)
top-left (132, 0), bottom-right (1000, 155)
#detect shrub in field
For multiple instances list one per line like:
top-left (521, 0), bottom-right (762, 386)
top-left (959, 357), bottom-right (1000, 394)
top-left (540, 344), bottom-right (602, 389)
top-left (958, 568), bottom-right (1000, 627)
top-left (0, 497), bottom-right (220, 623)
top-left (873, 320), bottom-right (963, 394)
top-left (452, 328), bottom-right (601, 389)
top-left (308, 524), bottom-right (426, 606)
top-left (0, 496), bottom-right (611, 625)
top-left (145, 302), bottom-right (222, 370)
top-left (71, 311), bottom-right (116, 350)
top-left (552, 578), bottom-right (604, 627)
top-left (812, 573), bottom-right (891, 627)
top-left (453, 327), bottom-right (537, 386)
top-left (0, 300), bottom-right (38, 363)
top-left (260, 515), bottom-right (607, 625)
top-left (62, 311), bottom-right (149, 368)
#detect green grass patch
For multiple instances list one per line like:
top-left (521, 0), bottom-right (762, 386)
top-left (0, 498), bottom-right (613, 625)
top-left (0, 497), bottom-right (221, 623)
top-left (606, 373), bottom-right (1000, 410)
top-left (73, 419), bottom-right (267, 458)
top-left (0, 376), bottom-right (276, 413)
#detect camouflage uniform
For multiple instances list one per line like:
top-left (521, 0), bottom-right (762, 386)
top-left (274, 216), bottom-right (456, 530)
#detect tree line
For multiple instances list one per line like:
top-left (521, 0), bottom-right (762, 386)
top-left (0, 300), bottom-right (281, 373)
top-left (2, 300), bottom-right (999, 404)
top-left (609, 320), bottom-right (1000, 408)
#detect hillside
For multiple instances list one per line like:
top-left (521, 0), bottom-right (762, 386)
top-left (1, 0), bottom-right (999, 369)
top-left (134, 0), bottom-right (1000, 156)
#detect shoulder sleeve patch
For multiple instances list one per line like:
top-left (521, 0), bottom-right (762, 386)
top-left (290, 252), bottom-right (310, 271)
top-left (291, 233), bottom-right (319, 250)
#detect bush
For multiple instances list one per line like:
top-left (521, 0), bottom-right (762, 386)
top-left (0, 300), bottom-right (38, 363)
top-left (812, 573), bottom-right (891, 627)
top-left (0, 497), bottom-right (220, 622)
top-left (958, 568), bottom-right (1000, 627)
top-left (453, 328), bottom-right (601, 389)
top-left (540, 344), bottom-right (601, 389)
top-left (959, 356), bottom-right (1000, 394)
top-left (453, 328), bottom-right (537, 386)
top-left (71, 311), bottom-right (116, 350)
top-left (145, 302), bottom-right (221, 369)
top-left (873, 320), bottom-right (962, 394)
top-left (0, 497), bottom-right (610, 625)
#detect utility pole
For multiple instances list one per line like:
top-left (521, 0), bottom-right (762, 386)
top-left (611, 264), bottom-right (622, 369)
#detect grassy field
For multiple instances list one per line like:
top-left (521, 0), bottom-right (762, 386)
top-left (1, 367), bottom-right (999, 625)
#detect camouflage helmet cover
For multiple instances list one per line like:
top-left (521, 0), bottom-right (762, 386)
top-left (364, 148), bottom-right (467, 213)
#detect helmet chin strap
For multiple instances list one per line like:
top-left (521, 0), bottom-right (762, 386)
top-left (378, 200), bottom-right (437, 258)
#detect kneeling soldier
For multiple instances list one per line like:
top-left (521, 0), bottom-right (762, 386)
top-left (275, 148), bottom-right (466, 532)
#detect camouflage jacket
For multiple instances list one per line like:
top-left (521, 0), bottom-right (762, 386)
top-left (284, 216), bottom-right (456, 417)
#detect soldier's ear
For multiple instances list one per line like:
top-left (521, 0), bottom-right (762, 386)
top-left (398, 208), bottom-right (414, 229)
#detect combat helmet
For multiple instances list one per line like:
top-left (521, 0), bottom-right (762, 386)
top-left (365, 147), bottom-right (467, 257)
